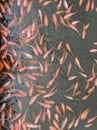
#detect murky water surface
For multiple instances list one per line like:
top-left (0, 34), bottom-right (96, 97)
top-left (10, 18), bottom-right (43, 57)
top-left (0, 0), bottom-right (97, 130)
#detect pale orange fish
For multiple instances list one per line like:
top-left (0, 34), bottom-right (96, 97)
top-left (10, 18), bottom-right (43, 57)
top-left (11, 46), bottom-right (17, 57)
top-left (64, 95), bottom-right (74, 100)
top-left (44, 12), bottom-right (48, 27)
top-left (82, 28), bottom-right (86, 39)
top-left (22, 124), bottom-right (27, 130)
top-left (47, 108), bottom-right (51, 123)
top-left (52, 13), bottom-right (59, 29)
top-left (41, 109), bottom-right (46, 122)
top-left (61, 117), bottom-right (68, 130)
top-left (61, 102), bottom-right (65, 115)
top-left (57, 41), bottom-right (63, 51)
top-left (18, 118), bottom-right (22, 130)
top-left (89, 49), bottom-right (97, 53)
top-left (25, 74), bottom-right (36, 81)
top-left (65, 43), bottom-right (72, 54)
top-left (88, 85), bottom-right (95, 94)
top-left (27, 1), bottom-right (33, 13)
top-left (16, 89), bottom-right (27, 97)
top-left (36, 89), bottom-right (46, 94)
top-left (44, 99), bottom-right (55, 105)
top-left (38, 9), bottom-right (42, 22)
top-left (66, 105), bottom-right (74, 112)
top-left (29, 86), bottom-right (33, 96)
top-left (30, 45), bottom-right (39, 56)
top-left (78, 71), bottom-right (87, 78)
top-left (75, 57), bottom-right (84, 71)
top-left (54, 113), bottom-right (59, 122)
top-left (43, 48), bottom-right (52, 59)
top-left (8, 14), bottom-right (16, 28)
top-left (10, 113), bottom-right (21, 122)
top-left (80, 109), bottom-right (90, 120)
top-left (60, 16), bottom-right (68, 27)
top-left (79, 0), bottom-right (83, 6)
top-left (87, 116), bottom-right (97, 123)
top-left (0, 3), bottom-right (6, 14)
top-left (5, 3), bottom-right (12, 15)
top-left (85, 81), bottom-right (90, 90)
top-left (43, 89), bottom-right (57, 98)
top-left (72, 20), bottom-right (80, 26)
top-left (18, 100), bottom-right (22, 112)
top-left (38, 0), bottom-right (43, 3)
top-left (8, 103), bottom-right (13, 118)
top-left (49, 126), bottom-right (57, 130)
top-left (34, 40), bottom-right (43, 54)
top-left (55, 10), bottom-right (65, 15)
top-left (85, 0), bottom-right (90, 12)
top-left (34, 110), bottom-right (42, 124)
top-left (91, 0), bottom-right (94, 10)
top-left (44, 61), bottom-right (49, 73)
top-left (67, 63), bottom-right (72, 76)
top-left (0, 12), bottom-right (3, 18)
top-left (68, 23), bottom-right (80, 35)
top-left (73, 82), bottom-right (79, 93)
top-left (23, 0), bottom-right (28, 7)
top-left (22, 109), bottom-right (28, 124)
top-left (10, 124), bottom-right (14, 130)
top-left (93, 41), bottom-right (97, 45)
top-left (2, 60), bottom-right (10, 70)
top-left (21, 51), bottom-right (33, 59)
top-left (39, 33), bottom-right (47, 45)
top-left (47, 77), bottom-right (56, 88)
top-left (68, 75), bottom-right (78, 80)
top-left (59, 51), bottom-right (67, 65)
top-left (54, 66), bottom-right (61, 77)
top-left (55, 105), bottom-right (62, 116)
top-left (17, 0), bottom-right (21, 6)
top-left (85, 123), bottom-right (93, 128)
top-left (67, 116), bottom-right (75, 129)
top-left (72, 91), bottom-right (81, 97)
top-left (53, 120), bottom-right (60, 130)
top-left (57, 0), bottom-right (62, 9)
top-left (0, 103), bottom-right (6, 113)
top-left (74, 116), bottom-right (80, 127)
top-left (1, 111), bottom-right (5, 126)
top-left (38, 62), bottom-right (43, 73)
top-left (84, 23), bottom-right (90, 30)
top-left (87, 76), bottom-right (95, 82)
top-left (43, 1), bottom-right (53, 6)
top-left (94, 78), bottom-right (97, 86)
top-left (29, 94), bottom-right (40, 105)
top-left (37, 102), bottom-right (51, 108)
top-left (63, 0), bottom-right (68, 9)
top-left (65, 4), bottom-right (73, 14)
top-left (64, 12), bottom-right (78, 19)
top-left (25, 123), bottom-right (41, 129)
top-left (3, 72), bottom-right (15, 80)
top-left (27, 26), bottom-right (32, 38)
top-left (82, 93), bottom-right (91, 101)
top-left (51, 52), bottom-right (55, 62)
top-left (20, 5), bottom-right (24, 17)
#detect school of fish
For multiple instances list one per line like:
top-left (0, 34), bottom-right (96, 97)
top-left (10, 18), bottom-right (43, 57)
top-left (0, 0), bottom-right (97, 130)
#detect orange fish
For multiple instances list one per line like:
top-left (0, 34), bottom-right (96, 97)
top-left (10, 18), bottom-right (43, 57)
top-left (44, 12), bottom-right (48, 27)
top-left (43, 1), bottom-right (53, 6)
top-left (29, 94), bottom-right (40, 105)
top-left (80, 109), bottom-right (90, 120)
top-left (79, 0), bottom-right (83, 6)
top-left (27, 1), bottom-right (33, 13)
top-left (85, 0), bottom-right (90, 12)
